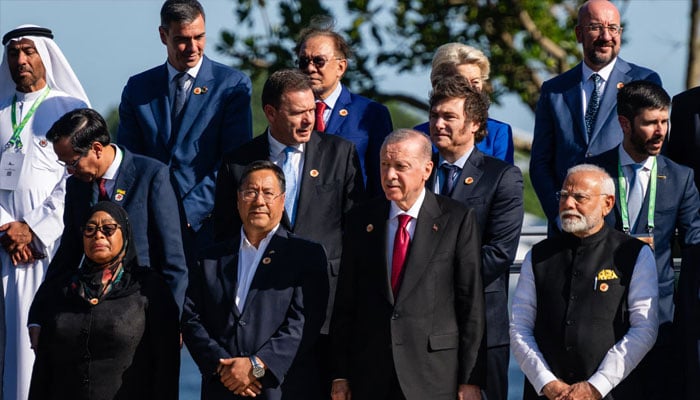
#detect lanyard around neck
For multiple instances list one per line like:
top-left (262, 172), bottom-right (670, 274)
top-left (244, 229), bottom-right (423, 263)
top-left (7, 86), bottom-right (51, 150)
top-left (617, 157), bottom-right (657, 233)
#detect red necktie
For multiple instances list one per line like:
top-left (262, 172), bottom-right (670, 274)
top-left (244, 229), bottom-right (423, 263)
top-left (315, 101), bottom-right (327, 132)
top-left (98, 178), bottom-right (109, 201)
top-left (391, 214), bottom-right (412, 297)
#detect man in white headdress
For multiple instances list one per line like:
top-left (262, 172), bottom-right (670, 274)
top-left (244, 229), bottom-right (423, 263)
top-left (0, 25), bottom-right (89, 400)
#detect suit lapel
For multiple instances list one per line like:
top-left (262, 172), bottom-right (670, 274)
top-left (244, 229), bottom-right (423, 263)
top-left (240, 230), bottom-right (289, 314)
top-left (325, 86), bottom-right (351, 134)
top-left (217, 251), bottom-right (241, 318)
top-left (451, 150), bottom-right (484, 200)
top-left (151, 64), bottom-right (172, 153)
top-left (396, 192), bottom-right (447, 304)
top-left (174, 56), bottom-right (213, 149)
top-left (110, 148), bottom-right (135, 206)
top-left (562, 64), bottom-right (587, 145)
top-left (293, 132), bottom-right (321, 230)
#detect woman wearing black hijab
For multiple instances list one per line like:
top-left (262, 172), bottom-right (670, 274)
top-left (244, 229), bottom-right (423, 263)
top-left (29, 202), bottom-right (180, 400)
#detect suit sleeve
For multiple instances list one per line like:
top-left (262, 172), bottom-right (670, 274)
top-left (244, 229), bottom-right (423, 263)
top-left (143, 272), bottom-right (181, 400)
top-left (255, 243), bottom-right (328, 384)
top-left (181, 77), bottom-right (252, 231)
top-left (343, 143), bottom-right (367, 215)
top-left (456, 208), bottom-right (487, 386)
top-left (530, 83), bottom-right (560, 222)
top-left (149, 165), bottom-right (189, 314)
top-left (489, 122), bottom-right (515, 165)
top-left (181, 260), bottom-right (233, 376)
top-left (212, 154), bottom-right (238, 241)
top-left (481, 165), bottom-right (524, 286)
top-left (117, 81), bottom-right (146, 155)
top-left (675, 168), bottom-right (700, 247)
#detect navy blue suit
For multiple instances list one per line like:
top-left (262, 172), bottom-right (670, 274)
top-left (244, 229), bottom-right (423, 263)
top-left (531, 58), bottom-right (661, 222)
top-left (43, 147), bottom-right (188, 311)
top-left (117, 56), bottom-right (252, 233)
top-left (668, 86), bottom-right (700, 191)
top-left (415, 118), bottom-right (515, 164)
top-left (325, 85), bottom-right (392, 196)
top-left (427, 149), bottom-right (523, 400)
top-left (182, 230), bottom-right (329, 400)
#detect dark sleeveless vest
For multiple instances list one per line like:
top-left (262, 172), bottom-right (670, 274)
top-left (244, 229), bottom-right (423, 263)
top-left (523, 225), bottom-right (647, 400)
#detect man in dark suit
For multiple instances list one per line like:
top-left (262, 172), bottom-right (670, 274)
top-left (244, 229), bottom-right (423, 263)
top-left (331, 129), bottom-right (485, 400)
top-left (530, 0), bottom-right (661, 226)
top-left (213, 69), bottom-right (365, 392)
top-left (183, 160), bottom-right (328, 400)
top-left (667, 86), bottom-right (700, 191)
top-left (117, 0), bottom-right (252, 250)
top-left (296, 23), bottom-right (393, 196)
top-left (587, 81), bottom-right (700, 399)
top-left (427, 73), bottom-right (523, 400)
top-left (42, 108), bottom-right (187, 311)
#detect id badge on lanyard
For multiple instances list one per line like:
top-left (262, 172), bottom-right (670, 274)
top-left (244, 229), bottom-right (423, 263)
top-left (0, 151), bottom-right (25, 190)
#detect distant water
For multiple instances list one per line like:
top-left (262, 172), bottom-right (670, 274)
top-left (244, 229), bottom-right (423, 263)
top-left (179, 275), bottom-right (528, 400)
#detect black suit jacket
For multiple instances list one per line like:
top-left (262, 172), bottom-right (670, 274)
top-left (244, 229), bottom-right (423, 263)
top-left (668, 86), bottom-right (700, 191)
top-left (182, 229), bottom-right (329, 400)
top-left (213, 131), bottom-right (365, 331)
top-left (331, 192), bottom-right (486, 400)
top-left (41, 147), bottom-right (188, 311)
top-left (428, 149), bottom-right (524, 348)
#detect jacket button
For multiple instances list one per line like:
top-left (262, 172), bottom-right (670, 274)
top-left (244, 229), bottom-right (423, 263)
top-left (391, 313), bottom-right (399, 320)
top-left (570, 295), bottom-right (577, 301)
top-left (566, 319), bottom-right (575, 326)
top-left (239, 320), bottom-right (247, 327)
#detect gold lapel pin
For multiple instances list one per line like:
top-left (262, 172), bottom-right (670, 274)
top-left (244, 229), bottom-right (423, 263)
top-left (339, 109), bottom-right (348, 116)
top-left (366, 224), bottom-right (374, 232)
top-left (599, 282), bottom-right (609, 292)
top-left (262, 257), bottom-right (272, 265)
top-left (39, 139), bottom-right (48, 147)
top-left (310, 169), bottom-right (319, 178)
top-left (193, 87), bottom-right (202, 95)
top-left (464, 177), bottom-right (474, 185)
top-left (657, 175), bottom-right (666, 180)
top-left (616, 82), bottom-right (624, 89)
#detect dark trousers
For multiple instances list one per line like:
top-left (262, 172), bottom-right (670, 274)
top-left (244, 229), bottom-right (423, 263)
top-left (484, 345), bottom-right (509, 400)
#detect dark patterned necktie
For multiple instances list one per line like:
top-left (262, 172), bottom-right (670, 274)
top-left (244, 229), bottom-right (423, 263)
top-left (440, 164), bottom-right (461, 196)
top-left (585, 73), bottom-right (602, 141)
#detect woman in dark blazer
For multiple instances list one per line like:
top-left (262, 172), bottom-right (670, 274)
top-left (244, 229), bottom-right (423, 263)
top-left (29, 201), bottom-right (180, 400)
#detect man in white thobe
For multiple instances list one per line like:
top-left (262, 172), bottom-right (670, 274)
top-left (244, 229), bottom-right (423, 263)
top-left (0, 25), bottom-right (89, 400)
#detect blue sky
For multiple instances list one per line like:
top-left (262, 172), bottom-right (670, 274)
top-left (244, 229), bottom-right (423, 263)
top-left (0, 0), bottom-right (691, 133)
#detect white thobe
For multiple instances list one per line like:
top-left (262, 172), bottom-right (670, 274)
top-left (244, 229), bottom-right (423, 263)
top-left (0, 88), bottom-right (86, 400)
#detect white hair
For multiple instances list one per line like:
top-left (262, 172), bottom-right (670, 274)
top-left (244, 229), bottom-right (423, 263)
top-left (566, 163), bottom-right (615, 195)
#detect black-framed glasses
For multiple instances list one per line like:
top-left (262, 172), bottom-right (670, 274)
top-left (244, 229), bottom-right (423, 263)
top-left (556, 190), bottom-right (607, 204)
top-left (238, 189), bottom-right (283, 203)
top-left (297, 55), bottom-right (344, 69)
top-left (583, 23), bottom-right (622, 37)
top-left (56, 153), bottom-right (84, 169)
top-left (82, 223), bottom-right (121, 238)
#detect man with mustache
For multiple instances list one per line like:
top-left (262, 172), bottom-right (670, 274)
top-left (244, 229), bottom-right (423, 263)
top-left (587, 80), bottom-right (700, 399)
top-left (511, 164), bottom-right (659, 400)
top-left (530, 0), bottom-right (661, 232)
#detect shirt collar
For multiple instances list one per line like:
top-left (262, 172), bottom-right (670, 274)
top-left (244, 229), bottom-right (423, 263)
top-left (240, 224), bottom-right (280, 250)
top-left (166, 56), bottom-right (204, 82)
top-left (320, 82), bottom-right (343, 110)
top-left (102, 144), bottom-right (122, 181)
top-left (389, 188), bottom-right (426, 221)
top-left (581, 58), bottom-right (617, 84)
top-left (618, 144), bottom-right (655, 169)
top-left (267, 129), bottom-right (305, 158)
top-left (438, 146), bottom-right (474, 169)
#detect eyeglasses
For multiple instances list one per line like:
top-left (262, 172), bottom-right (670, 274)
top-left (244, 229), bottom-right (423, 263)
top-left (239, 189), bottom-right (283, 203)
top-left (583, 23), bottom-right (622, 37)
top-left (56, 153), bottom-right (84, 169)
top-left (556, 190), bottom-right (608, 204)
top-left (82, 223), bottom-right (121, 238)
top-left (297, 55), bottom-right (344, 69)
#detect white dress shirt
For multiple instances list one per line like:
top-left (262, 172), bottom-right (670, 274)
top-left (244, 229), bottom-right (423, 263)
top-left (581, 58), bottom-right (617, 115)
top-left (235, 225), bottom-right (279, 311)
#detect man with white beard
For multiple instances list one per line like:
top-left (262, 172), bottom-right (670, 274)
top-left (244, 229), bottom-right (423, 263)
top-left (510, 164), bottom-right (659, 400)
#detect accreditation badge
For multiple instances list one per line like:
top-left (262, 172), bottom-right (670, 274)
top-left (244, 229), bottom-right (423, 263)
top-left (0, 151), bottom-right (24, 191)
top-left (631, 233), bottom-right (654, 250)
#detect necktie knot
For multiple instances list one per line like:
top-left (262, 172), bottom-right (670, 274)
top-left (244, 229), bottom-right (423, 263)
top-left (97, 178), bottom-right (109, 201)
top-left (315, 101), bottom-right (327, 132)
top-left (398, 214), bottom-right (412, 229)
top-left (440, 163), bottom-right (461, 196)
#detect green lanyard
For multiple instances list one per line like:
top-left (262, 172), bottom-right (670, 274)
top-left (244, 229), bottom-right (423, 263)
top-left (6, 86), bottom-right (50, 151)
top-left (617, 157), bottom-right (657, 233)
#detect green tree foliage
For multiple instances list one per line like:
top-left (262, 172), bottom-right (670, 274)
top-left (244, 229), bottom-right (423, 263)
top-left (217, 0), bottom-right (586, 112)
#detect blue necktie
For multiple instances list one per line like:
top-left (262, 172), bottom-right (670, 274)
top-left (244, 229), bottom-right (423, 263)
top-left (440, 164), bottom-right (461, 196)
top-left (585, 73), bottom-right (602, 141)
top-left (282, 146), bottom-right (298, 225)
top-left (172, 72), bottom-right (188, 119)
top-left (628, 164), bottom-right (644, 229)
